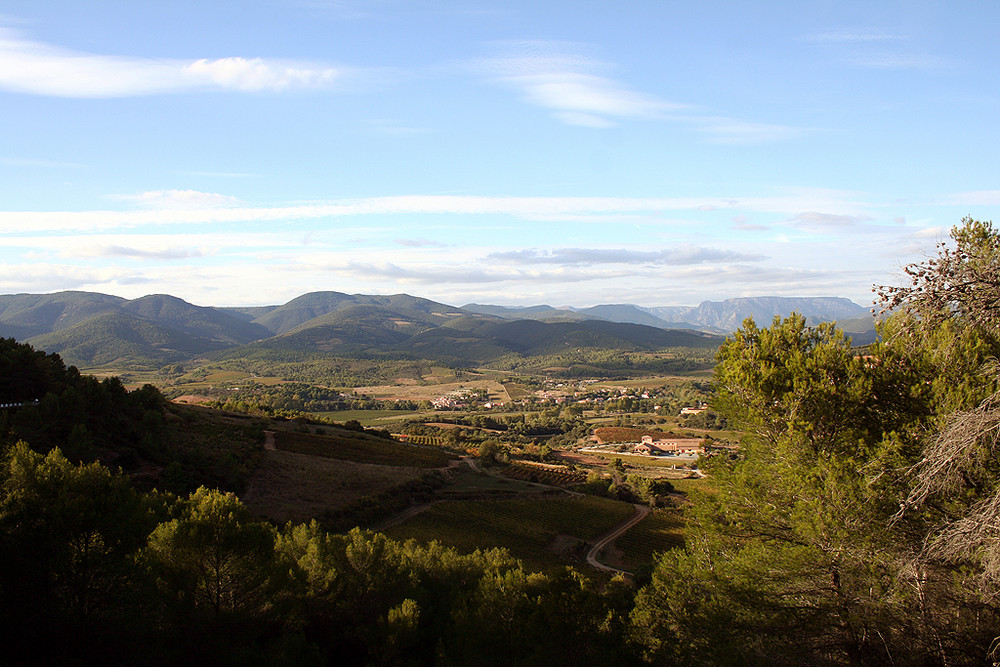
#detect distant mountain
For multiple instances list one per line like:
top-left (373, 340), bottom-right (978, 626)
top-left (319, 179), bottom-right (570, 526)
top-left (461, 304), bottom-right (589, 323)
top-left (121, 294), bottom-right (272, 344)
top-left (643, 296), bottom-right (871, 332)
top-left (636, 296), bottom-right (868, 332)
top-left (1, 290), bottom-right (871, 369)
top-left (0, 291), bottom-right (274, 366)
top-left (465, 296), bottom-right (872, 335)
top-left (573, 304), bottom-right (672, 328)
top-left (253, 291), bottom-right (469, 335)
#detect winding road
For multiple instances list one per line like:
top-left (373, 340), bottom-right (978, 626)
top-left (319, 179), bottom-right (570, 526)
top-left (586, 503), bottom-right (650, 575)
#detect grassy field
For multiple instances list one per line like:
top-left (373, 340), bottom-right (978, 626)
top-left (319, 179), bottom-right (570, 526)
top-left (273, 430), bottom-right (455, 468)
top-left (384, 494), bottom-right (636, 571)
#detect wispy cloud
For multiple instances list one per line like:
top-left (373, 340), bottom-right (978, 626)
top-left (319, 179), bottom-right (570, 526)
top-left (804, 29), bottom-right (904, 44)
top-left (109, 189), bottom-right (241, 209)
top-left (474, 40), bottom-right (807, 143)
top-left (802, 27), bottom-right (942, 70)
top-left (0, 27), bottom-right (356, 97)
top-left (942, 190), bottom-right (1000, 206)
top-left (0, 156), bottom-right (87, 169)
top-left (475, 41), bottom-right (681, 128)
top-left (312, 259), bottom-right (632, 285)
top-left (363, 118), bottom-right (433, 136)
top-left (696, 117), bottom-right (805, 145)
top-left (786, 211), bottom-right (871, 232)
top-left (488, 246), bottom-right (765, 265)
top-left (395, 238), bottom-right (447, 248)
top-left (0, 263), bottom-right (144, 291)
top-left (0, 191), bottom-right (870, 233)
top-left (73, 245), bottom-right (208, 260)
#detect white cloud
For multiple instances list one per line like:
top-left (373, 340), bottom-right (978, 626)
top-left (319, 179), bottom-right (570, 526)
top-left (786, 211), bottom-right (871, 232)
top-left (803, 29), bottom-right (903, 44)
top-left (802, 27), bottom-right (942, 71)
top-left (943, 190), bottom-right (1000, 206)
top-left (697, 117), bottom-right (806, 145)
top-left (475, 41), bottom-right (806, 143)
top-left (110, 189), bottom-right (241, 209)
top-left (476, 41), bottom-right (680, 127)
top-left (395, 238), bottom-right (448, 248)
top-left (488, 246), bottom-right (765, 265)
top-left (0, 263), bottom-right (144, 292)
top-left (0, 191), bottom-right (870, 233)
top-left (0, 27), bottom-right (351, 97)
top-left (72, 245), bottom-right (209, 260)
top-left (849, 52), bottom-right (943, 70)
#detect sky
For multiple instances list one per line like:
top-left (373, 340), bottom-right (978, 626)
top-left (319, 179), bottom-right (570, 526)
top-left (1, 0), bottom-right (997, 309)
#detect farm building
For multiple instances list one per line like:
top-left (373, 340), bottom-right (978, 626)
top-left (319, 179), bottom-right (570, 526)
top-left (635, 435), bottom-right (704, 456)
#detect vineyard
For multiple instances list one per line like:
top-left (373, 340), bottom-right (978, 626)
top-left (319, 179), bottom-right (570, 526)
top-left (502, 462), bottom-right (587, 487)
top-left (384, 495), bottom-right (636, 571)
top-left (399, 433), bottom-right (445, 447)
top-left (613, 509), bottom-right (685, 570)
top-left (273, 430), bottom-right (455, 468)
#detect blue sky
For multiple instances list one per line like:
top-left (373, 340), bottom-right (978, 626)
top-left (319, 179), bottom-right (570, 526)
top-left (1, 0), bottom-right (997, 308)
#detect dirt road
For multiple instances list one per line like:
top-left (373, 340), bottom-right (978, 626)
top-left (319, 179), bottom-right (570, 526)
top-left (586, 503), bottom-right (650, 574)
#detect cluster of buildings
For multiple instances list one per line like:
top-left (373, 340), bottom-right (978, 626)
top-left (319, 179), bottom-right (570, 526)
top-left (633, 434), bottom-right (705, 456)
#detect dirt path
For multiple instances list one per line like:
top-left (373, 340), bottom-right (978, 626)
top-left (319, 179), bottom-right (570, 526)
top-left (374, 457), bottom-right (480, 531)
top-left (586, 503), bottom-right (650, 575)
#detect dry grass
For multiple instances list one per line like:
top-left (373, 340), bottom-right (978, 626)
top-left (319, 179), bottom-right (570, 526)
top-left (242, 449), bottom-right (427, 524)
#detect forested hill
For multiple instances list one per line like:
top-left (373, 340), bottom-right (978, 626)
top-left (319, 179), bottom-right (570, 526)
top-left (0, 289), bottom-right (868, 368)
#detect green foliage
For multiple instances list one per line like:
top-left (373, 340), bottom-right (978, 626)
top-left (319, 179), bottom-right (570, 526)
top-left (633, 314), bottom-right (934, 664)
top-left (0, 442), bottom-right (160, 663)
top-left (0, 444), bottom-right (641, 664)
top-left (147, 487), bottom-right (281, 618)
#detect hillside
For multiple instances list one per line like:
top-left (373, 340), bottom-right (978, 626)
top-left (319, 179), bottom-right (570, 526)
top-left (0, 291), bottom-right (127, 338)
top-left (27, 312), bottom-right (231, 365)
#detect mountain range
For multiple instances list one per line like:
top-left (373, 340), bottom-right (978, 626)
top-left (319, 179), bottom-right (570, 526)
top-left (0, 290), bottom-right (875, 368)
